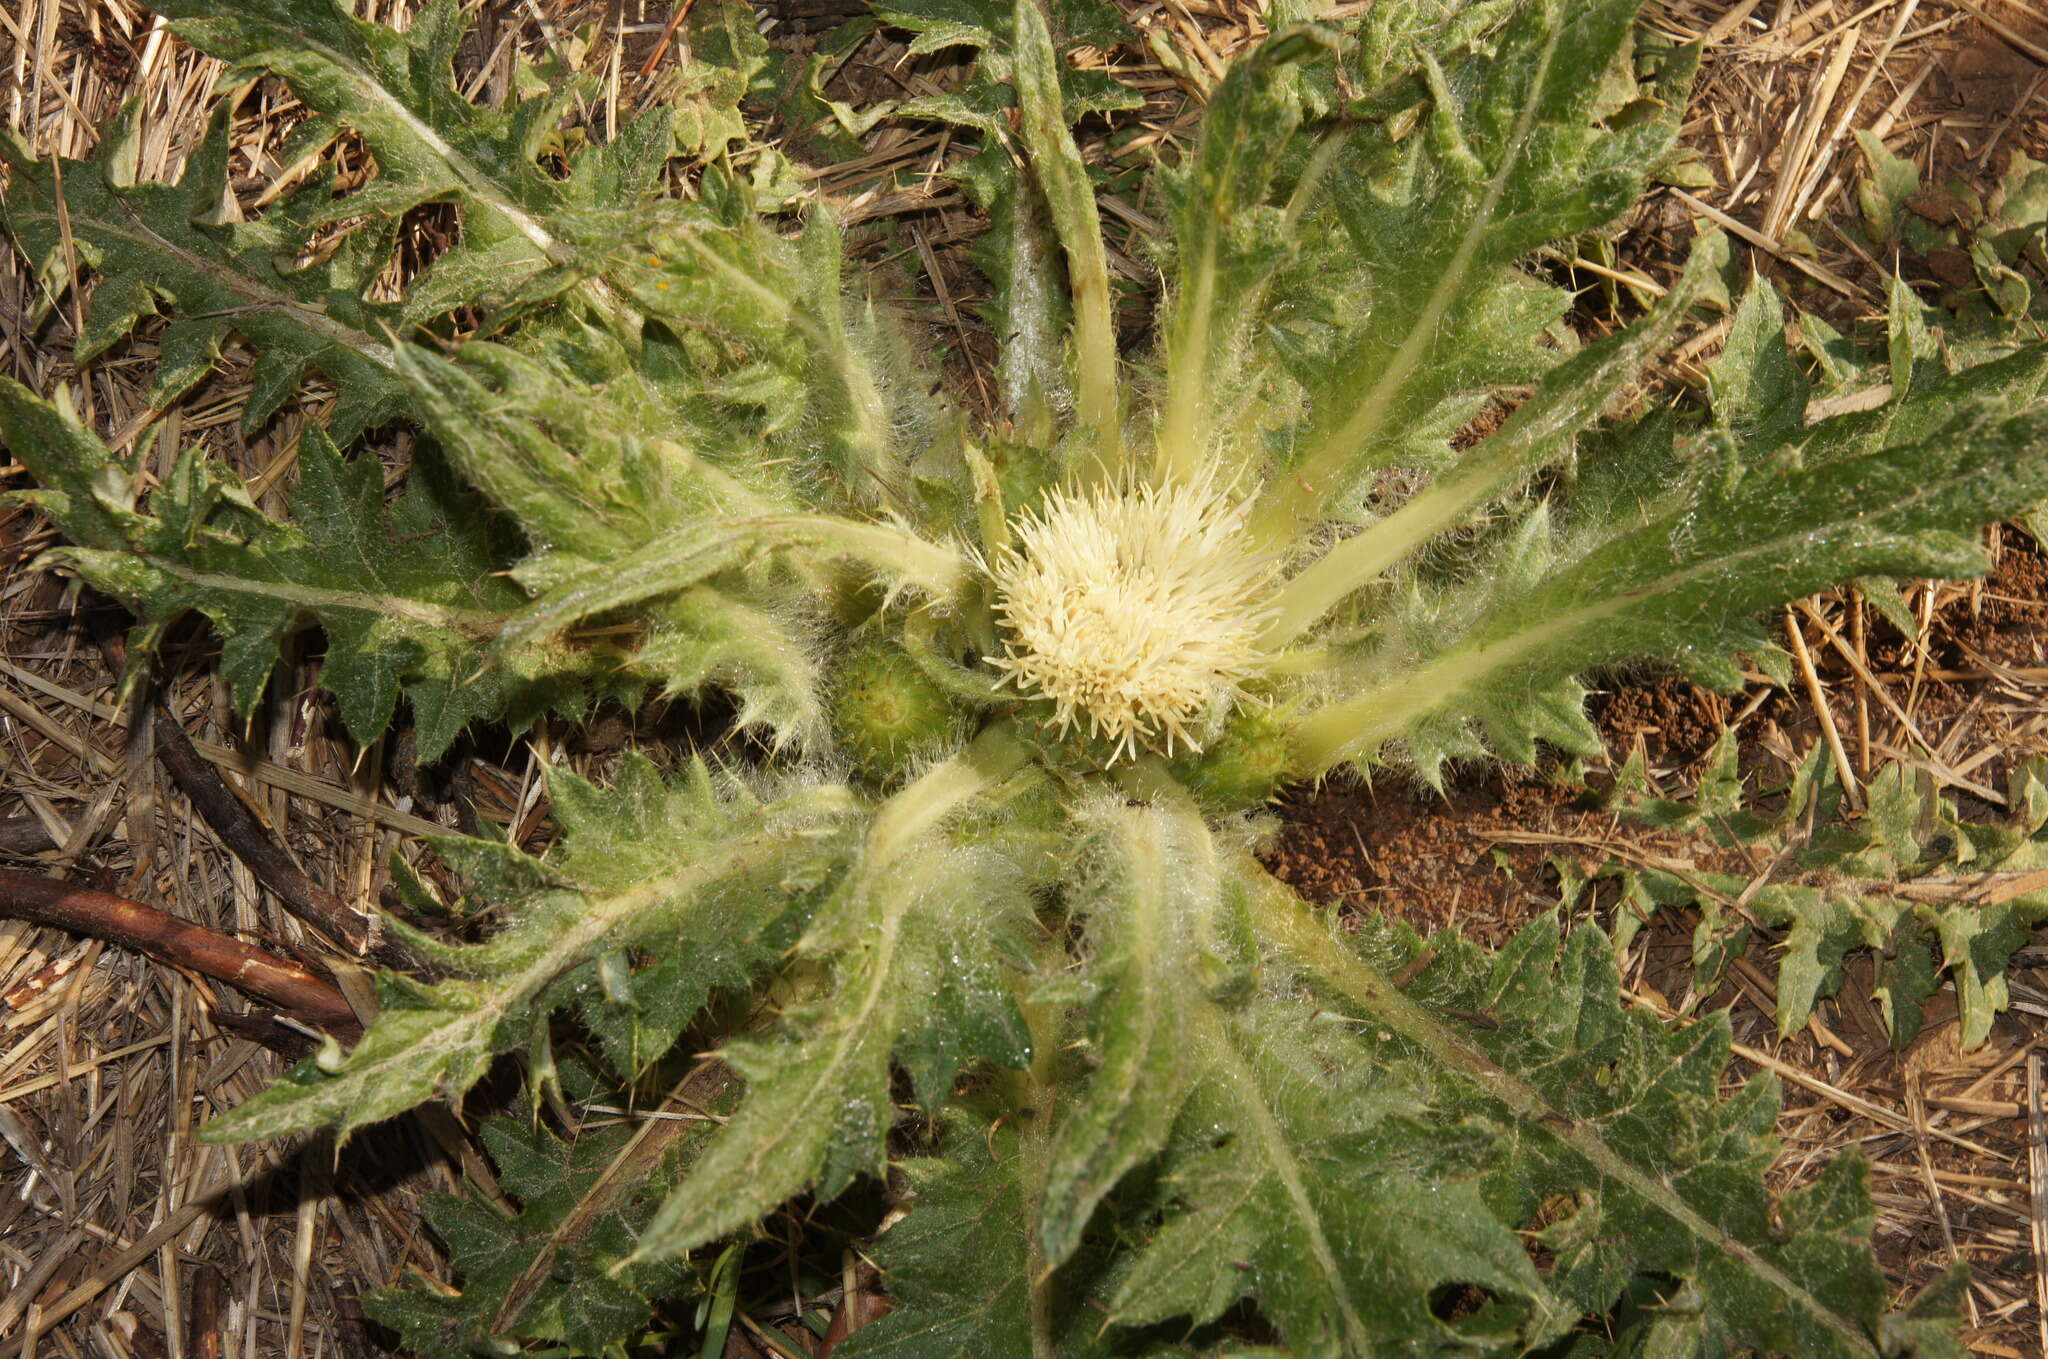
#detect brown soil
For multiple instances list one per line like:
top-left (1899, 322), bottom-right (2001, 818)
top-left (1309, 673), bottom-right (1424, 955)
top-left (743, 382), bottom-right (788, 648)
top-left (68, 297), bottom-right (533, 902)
top-left (1263, 673), bottom-right (1740, 949)
top-left (1264, 771), bottom-right (1593, 949)
top-left (1961, 531), bottom-right (2048, 668)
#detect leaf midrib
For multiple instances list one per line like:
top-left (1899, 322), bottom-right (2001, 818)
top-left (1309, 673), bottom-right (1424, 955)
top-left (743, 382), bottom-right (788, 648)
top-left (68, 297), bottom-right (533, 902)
top-left (1254, 888), bottom-right (1884, 1358)
top-left (142, 554), bottom-right (508, 634)
top-left (220, 14), bottom-right (563, 257)
top-left (1252, 8), bottom-right (1566, 542)
top-left (10, 197), bottom-right (402, 370)
top-left (1195, 1002), bottom-right (1372, 1351)
top-left (1294, 449), bottom-right (1998, 770)
top-left (208, 823), bottom-right (807, 1141)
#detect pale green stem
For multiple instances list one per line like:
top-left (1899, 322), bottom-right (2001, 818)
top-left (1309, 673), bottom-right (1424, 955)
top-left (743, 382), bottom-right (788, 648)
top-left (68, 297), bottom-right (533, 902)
top-left (648, 437), bottom-right (779, 515)
top-left (1260, 644), bottom-right (1336, 676)
top-left (651, 445), bottom-right (845, 601)
top-left (1285, 610), bottom-right (1573, 774)
top-left (140, 556), bottom-right (508, 636)
top-left (1156, 129), bottom-right (1347, 486)
top-left (903, 609), bottom-right (1011, 706)
top-left (1154, 243), bottom-right (1216, 484)
top-left (789, 514), bottom-right (970, 601)
top-left (1289, 389), bottom-right (1788, 768)
top-left (1024, 1077), bottom-right (1059, 1359)
top-left (496, 514), bottom-right (970, 654)
top-left (1264, 230), bottom-right (1714, 649)
top-left (865, 724), bottom-right (1029, 865)
top-left (1009, 928), bottom-right (1068, 1354)
top-left (963, 442), bottom-right (1012, 559)
top-left (1109, 754), bottom-right (1184, 803)
top-left (1013, 0), bottom-right (1123, 478)
top-left (1065, 232), bottom-right (1122, 481)
top-left (1259, 470), bottom-right (1490, 647)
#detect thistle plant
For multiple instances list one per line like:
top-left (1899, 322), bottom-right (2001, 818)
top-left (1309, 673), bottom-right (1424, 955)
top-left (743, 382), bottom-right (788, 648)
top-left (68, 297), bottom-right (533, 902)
top-left (5, 0), bottom-right (2048, 1352)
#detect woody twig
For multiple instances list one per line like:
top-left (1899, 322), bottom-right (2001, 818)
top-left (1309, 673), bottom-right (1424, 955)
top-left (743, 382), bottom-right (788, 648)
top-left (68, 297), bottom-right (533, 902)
top-left (0, 868), bottom-right (359, 1035)
top-left (91, 612), bottom-right (416, 971)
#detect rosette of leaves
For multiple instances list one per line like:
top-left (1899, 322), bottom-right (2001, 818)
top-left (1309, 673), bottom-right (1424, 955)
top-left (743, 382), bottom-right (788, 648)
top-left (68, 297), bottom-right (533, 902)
top-left (6, 0), bottom-right (2048, 1352)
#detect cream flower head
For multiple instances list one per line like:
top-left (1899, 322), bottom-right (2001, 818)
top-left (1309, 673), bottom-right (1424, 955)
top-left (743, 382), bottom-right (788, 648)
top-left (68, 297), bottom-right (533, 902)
top-left (988, 477), bottom-right (1276, 761)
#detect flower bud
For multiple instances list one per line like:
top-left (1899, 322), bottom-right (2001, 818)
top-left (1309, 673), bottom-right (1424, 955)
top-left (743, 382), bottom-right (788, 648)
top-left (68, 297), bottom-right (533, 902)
top-left (832, 639), bottom-right (962, 780)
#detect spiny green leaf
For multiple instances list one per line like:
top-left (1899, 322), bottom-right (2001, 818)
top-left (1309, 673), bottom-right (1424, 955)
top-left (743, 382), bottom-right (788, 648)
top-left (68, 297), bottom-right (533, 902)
top-left (368, 1113), bottom-right (705, 1357)
top-left (611, 200), bottom-right (921, 516)
top-left (836, 1114), bottom-right (1039, 1357)
top-left (1038, 791), bottom-right (1250, 1266)
top-left (626, 733), bottom-right (1038, 1262)
top-left (155, 0), bottom-right (593, 293)
top-left (1248, 0), bottom-right (1693, 537)
top-left (1262, 235), bottom-right (1725, 649)
top-left (387, 336), bottom-right (896, 749)
top-left (499, 512), bottom-right (966, 653)
top-left (1255, 893), bottom-right (1938, 1356)
top-left (0, 105), bottom-right (405, 440)
top-left (1116, 990), bottom-right (1553, 1352)
top-left (1610, 743), bottom-right (2048, 1050)
top-left (0, 381), bottom-right (587, 757)
top-left (199, 762), bottom-right (858, 1144)
top-left (666, 0), bottom-right (782, 160)
top-left (1856, 129), bottom-right (1921, 246)
top-left (953, 145), bottom-right (1073, 433)
top-left (881, 0), bottom-right (1140, 441)
top-left (1155, 23), bottom-right (1336, 482)
top-left (838, 1111), bottom-right (1128, 1359)
top-left (1710, 280), bottom-right (1810, 451)
top-left (874, 0), bottom-right (1133, 81)
top-left (1294, 397), bottom-right (2048, 776)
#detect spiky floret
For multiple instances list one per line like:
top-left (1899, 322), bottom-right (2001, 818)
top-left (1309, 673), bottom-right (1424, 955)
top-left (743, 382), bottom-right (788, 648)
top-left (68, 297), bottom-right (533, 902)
top-left (988, 478), bottom-right (1275, 761)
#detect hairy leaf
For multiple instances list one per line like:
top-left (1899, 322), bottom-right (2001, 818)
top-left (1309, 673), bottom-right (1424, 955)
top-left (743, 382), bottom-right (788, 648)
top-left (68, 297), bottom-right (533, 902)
top-left (153, 0), bottom-right (637, 325)
top-left (1117, 988), bottom-right (1552, 1351)
top-left (624, 733), bottom-right (1039, 1261)
top-left (1293, 389), bottom-right (2048, 778)
top-left (0, 105), bottom-right (404, 439)
top-left (368, 1111), bottom-right (707, 1357)
top-left (200, 758), bottom-right (858, 1143)
top-left (1250, 893), bottom-right (1943, 1356)
top-left (839, 1111), bottom-right (1128, 1359)
top-left (1247, 0), bottom-right (1695, 536)
top-left (861, 897), bottom-right (1939, 1356)
top-left (0, 381), bottom-right (587, 756)
top-left (836, 1114), bottom-right (1040, 1356)
top-left (1037, 792), bottom-right (1250, 1264)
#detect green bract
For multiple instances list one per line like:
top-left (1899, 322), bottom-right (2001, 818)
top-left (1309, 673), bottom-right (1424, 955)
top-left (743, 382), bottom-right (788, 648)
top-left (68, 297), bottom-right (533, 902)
top-left (5, 0), bottom-right (2047, 1353)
